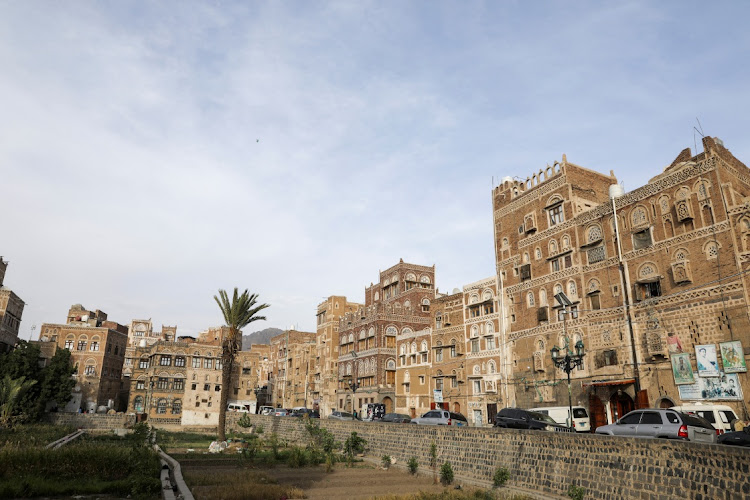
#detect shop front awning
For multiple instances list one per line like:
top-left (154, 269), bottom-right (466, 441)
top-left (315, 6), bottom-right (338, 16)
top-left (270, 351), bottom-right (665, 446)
top-left (582, 378), bottom-right (635, 389)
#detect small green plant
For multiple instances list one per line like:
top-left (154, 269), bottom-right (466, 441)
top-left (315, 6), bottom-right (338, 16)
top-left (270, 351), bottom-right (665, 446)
top-left (325, 452), bottom-right (336, 472)
top-left (343, 431), bottom-right (367, 466)
top-left (255, 424), bottom-right (264, 434)
top-left (493, 466), bottom-right (510, 487)
top-left (381, 454), bottom-right (391, 469)
top-left (568, 483), bottom-right (585, 500)
top-left (430, 441), bottom-right (438, 484)
top-left (407, 456), bottom-right (419, 475)
top-left (287, 446), bottom-right (308, 468)
top-left (439, 461), bottom-right (454, 485)
top-left (305, 419), bottom-right (337, 453)
top-left (237, 413), bottom-right (253, 428)
top-left (240, 438), bottom-right (260, 462)
top-left (268, 433), bottom-right (280, 459)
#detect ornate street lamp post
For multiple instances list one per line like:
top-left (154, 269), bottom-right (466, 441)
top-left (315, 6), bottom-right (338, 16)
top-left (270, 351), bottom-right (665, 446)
top-left (551, 292), bottom-right (585, 430)
top-left (340, 377), bottom-right (359, 414)
top-left (550, 339), bottom-right (585, 429)
top-left (253, 386), bottom-right (264, 412)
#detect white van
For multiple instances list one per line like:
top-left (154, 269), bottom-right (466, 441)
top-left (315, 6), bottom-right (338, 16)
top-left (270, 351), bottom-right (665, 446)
top-left (529, 406), bottom-right (591, 432)
top-left (227, 400), bottom-right (256, 413)
top-left (670, 404), bottom-right (738, 434)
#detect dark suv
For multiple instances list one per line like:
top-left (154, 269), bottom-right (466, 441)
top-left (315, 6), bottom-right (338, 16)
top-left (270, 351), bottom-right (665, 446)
top-left (494, 408), bottom-right (572, 432)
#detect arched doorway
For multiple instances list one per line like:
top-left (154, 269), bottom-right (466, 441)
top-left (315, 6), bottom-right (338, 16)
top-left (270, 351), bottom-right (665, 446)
top-left (609, 391), bottom-right (634, 422)
top-left (657, 397), bottom-right (675, 409)
top-left (588, 394), bottom-right (606, 430)
top-left (382, 396), bottom-right (393, 413)
top-left (453, 402), bottom-right (461, 413)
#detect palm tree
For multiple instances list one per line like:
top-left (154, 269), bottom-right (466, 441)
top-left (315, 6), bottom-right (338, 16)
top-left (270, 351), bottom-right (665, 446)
top-left (0, 375), bottom-right (37, 428)
top-left (214, 288), bottom-right (270, 441)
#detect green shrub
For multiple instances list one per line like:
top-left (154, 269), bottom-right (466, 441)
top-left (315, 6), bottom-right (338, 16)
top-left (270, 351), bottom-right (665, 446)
top-left (343, 431), bottom-right (367, 466)
top-left (255, 424), bottom-right (264, 434)
top-left (568, 483), bottom-right (585, 500)
top-left (287, 446), bottom-right (308, 468)
top-left (237, 414), bottom-right (253, 428)
top-left (268, 433), bottom-right (280, 458)
top-left (407, 456), bottom-right (418, 475)
top-left (493, 467), bottom-right (510, 487)
top-left (430, 441), bottom-right (438, 483)
top-left (440, 461), bottom-right (454, 485)
top-left (381, 454), bottom-right (391, 468)
top-left (325, 452), bottom-right (336, 473)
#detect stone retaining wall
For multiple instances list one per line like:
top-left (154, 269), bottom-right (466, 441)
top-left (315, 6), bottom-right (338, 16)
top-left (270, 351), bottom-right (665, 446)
top-left (227, 414), bottom-right (750, 500)
top-left (46, 413), bottom-right (132, 429)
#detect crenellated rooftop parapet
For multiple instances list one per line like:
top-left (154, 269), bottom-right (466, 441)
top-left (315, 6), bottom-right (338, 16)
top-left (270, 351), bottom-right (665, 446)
top-left (494, 156), bottom-right (567, 200)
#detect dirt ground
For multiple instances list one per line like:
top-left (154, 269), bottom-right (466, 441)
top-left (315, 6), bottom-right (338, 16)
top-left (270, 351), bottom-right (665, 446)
top-left (263, 463), bottom-right (447, 500)
top-left (180, 460), bottom-right (450, 500)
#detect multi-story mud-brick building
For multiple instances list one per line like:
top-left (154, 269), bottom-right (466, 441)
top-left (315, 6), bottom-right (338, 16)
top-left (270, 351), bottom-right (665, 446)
top-left (233, 345), bottom-right (272, 408)
top-left (38, 304), bottom-right (128, 411)
top-left (337, 259), bottom-right (435, 414)
top-left (460, 276), bottom-right (506, 426)
top-left (269, 329), bottom-right (316, 409)
top-left (493, 136), bottom-right (750, 430)
top-left (129, 337), bottom-right (228, 425)
top-left (0, 256), bottom-right (24, 353)
top-left (314, 296), bottom-right (361, 416)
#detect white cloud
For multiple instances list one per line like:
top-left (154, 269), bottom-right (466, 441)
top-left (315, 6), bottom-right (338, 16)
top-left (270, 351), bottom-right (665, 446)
top-left (2, 1), bottom-right (750, 338)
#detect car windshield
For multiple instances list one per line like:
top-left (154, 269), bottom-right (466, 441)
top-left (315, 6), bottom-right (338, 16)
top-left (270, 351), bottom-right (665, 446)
top-left (530, 412), bottom-right (556, 424)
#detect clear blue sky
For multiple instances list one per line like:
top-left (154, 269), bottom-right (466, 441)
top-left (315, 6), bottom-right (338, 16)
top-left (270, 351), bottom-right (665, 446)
top-left (2, 1), bottom-right (749, 338)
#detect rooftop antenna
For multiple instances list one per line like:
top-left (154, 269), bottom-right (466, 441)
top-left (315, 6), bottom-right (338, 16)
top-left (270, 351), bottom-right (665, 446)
top-left (694, 117), bottom-right (705, 154)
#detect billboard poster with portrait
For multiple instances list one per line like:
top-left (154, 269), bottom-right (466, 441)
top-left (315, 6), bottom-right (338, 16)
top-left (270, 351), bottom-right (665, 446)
top-left (678, 372), bottom-right (743, 401)
top-left (671, 353), bottom-right (695, 385)
top-left (719, 341), bottom-right (747, 373)
top-left (695, 344), bottom-right (720, 377)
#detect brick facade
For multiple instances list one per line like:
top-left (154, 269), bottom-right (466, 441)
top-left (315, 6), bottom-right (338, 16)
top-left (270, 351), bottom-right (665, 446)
top-left (38, 304), bottom-right (128, 411)
top-left (0, 256), bottom-right (24, 353)
top-left (336, 260), bottom-right (435, 414)
top-left (494, 137), bottom-right (750, 426)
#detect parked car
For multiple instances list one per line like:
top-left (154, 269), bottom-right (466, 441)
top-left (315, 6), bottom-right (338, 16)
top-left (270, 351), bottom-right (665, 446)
top-left (379, 413), bottom-right (412, 423)
top-left (273, 408), bottom-right (290, 417)
top-left (259, 406), bottom-right (275, 415)
top-left (290, 408), bottom-right (315, 418)
top-left (717, 426), bottom-right (750, 447)
top-left (493, 408), bottom-right (572, 432)
top-left (411, 410), bottom-right (468, 426)
top-left (670, 404), bottom-right (738, 435)
top-left (529, 406), bottom-right (590, 432)
top-left (328, 411), bottom-right (354, 421)
top-left (595, 409), bottom-right (716, 443)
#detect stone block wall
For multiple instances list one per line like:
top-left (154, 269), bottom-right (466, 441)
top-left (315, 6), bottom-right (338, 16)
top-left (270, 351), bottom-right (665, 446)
top-left (227, 414), bottom-right (750, 500)
top-left (46, 413), bottom-right (132, 430)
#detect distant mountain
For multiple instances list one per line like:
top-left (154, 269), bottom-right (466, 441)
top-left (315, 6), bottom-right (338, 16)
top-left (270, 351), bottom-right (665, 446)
top-left (242, 327), bottom-right (283, 349)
